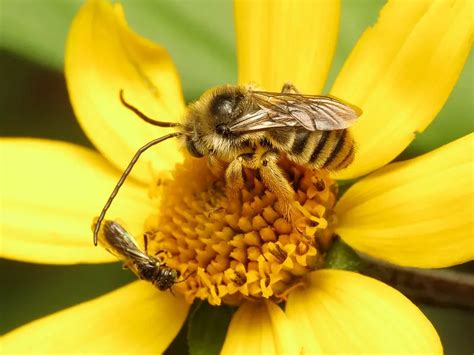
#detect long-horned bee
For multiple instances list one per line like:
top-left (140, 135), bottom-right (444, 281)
top-left (93, 83), bottom-right (361, 245)
top-left (95, 219), bottom-right (179, 290)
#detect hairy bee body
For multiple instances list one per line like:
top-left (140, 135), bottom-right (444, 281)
top-left (93, 83), bottom-right (361, 244)
top-left (182, 85), bottom-right (358, 172)
top-left (267, 128), bottom-right (355, 171)
top-left (177, 84), bottom-right (361, 218)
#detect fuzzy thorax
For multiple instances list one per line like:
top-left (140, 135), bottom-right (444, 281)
top-left (145, 158), bottom-right (338, 306)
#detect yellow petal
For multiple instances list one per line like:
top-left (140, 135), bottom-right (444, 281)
top-left (1, 281), bottom-right (189, 353)
top-left (331, 0), bottom-right (472, 179)
top-left (336, 134), bottom-right (474, 268)
top-left (221, 301), bottom-right (301, 354)
top-left (235, 0), bottom-right (340, 93)
top-left (65, 0), bottom-right (185, 184)
top-left (0, 138), bottom-right (152, 264)
top-left (286, 269), bottom-right (441, 353)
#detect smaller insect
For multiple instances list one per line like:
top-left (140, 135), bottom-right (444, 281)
top-left (95, 219), bottom-right (179, 291)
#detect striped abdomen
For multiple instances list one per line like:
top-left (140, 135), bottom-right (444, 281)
top-left (268, 128), bottom-right (355, 171)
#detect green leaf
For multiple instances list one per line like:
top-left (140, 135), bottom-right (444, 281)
top-left (325, 239), bottom-right (364, 271)
top-left (187, 301), bottom-right (234, 355)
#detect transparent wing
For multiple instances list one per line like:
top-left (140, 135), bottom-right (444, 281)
top-left (228, 91), bottom-right (361, 133)
top-left (98, 220), bottom-right (151, 264)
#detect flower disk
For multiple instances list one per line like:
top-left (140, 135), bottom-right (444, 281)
top-left (145, 158), bottom-right (338, 306)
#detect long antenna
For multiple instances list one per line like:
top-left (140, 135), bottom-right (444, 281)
top-left (119, 90), bottom-right (181, 128)
top-left (94, 132), bottom-right (182, 245)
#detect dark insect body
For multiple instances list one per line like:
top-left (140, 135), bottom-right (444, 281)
top-left (97, 220), bottom-right (179, 291)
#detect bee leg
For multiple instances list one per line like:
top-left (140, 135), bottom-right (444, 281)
top-left (155, 250), bottom-right (167, 262)
top-left (259, 152), bottom-right (297, 221)
top-left (207, 155), bottom-right (225, 179)
top-left (225, 157), bottom-right (245, 202)
top-left (281, 82), bottom-right (300, 94)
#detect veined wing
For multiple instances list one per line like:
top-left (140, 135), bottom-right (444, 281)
top-left (98, 220), bottom-right (151, 264)
top-left (228, 91), bottom-right (361, 133)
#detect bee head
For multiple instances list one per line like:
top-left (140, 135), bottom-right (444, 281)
top-left (182, 85), bottom-right (250, 159)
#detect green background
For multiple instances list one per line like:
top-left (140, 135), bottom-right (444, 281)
top-left (1, 0), bottom-right (473, 354)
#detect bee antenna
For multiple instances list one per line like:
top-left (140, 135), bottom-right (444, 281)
top-left (119, 89), bottom-right (181, 128)
top-left (143, 233), bottom-right (149, 254)
top-left (93, 132), bottom-right (182, 246)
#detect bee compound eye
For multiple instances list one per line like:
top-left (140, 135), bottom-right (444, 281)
top-left (210, 92), bottom-right (243, 118)
top-left (211, 96), bottom-right (233, 117)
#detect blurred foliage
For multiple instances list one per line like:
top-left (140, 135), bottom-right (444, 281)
top-left (0, 0), bottom-right (236, 99)
top-left (187, 302), bottom-right (234, 355)
top-left (0, 0), bottom-right (473, 354)
top-left (1, 0), bottom-right (83, 69)
top-left (0, 52), bottom-right (91, 145)
top-left (324, 239), bottom-right (365, 272)
top-left (0, 259), bottom-right (134, 334)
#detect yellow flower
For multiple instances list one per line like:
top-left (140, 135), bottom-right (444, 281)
top-left (1, 0), bottom-right (472, 353)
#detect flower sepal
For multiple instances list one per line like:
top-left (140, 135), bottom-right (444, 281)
top-left (324, 239), bottom-right (365, 271)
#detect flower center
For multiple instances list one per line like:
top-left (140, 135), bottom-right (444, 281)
top-left (145, 158), bottom-right (337, 306)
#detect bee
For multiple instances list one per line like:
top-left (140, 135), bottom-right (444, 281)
top-left (95, 219), bottom-right (179, 291)
top-left (93, 83), bottom-right (361, 245)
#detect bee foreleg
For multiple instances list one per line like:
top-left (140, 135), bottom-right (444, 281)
top-left (281, 82), bottom-right (300, 94)
top-left (207, 155), bottom-right (225, 179)
top-left (225, 157), bottom-right (245, 201)
top-left (258, 152), bottom-right (297, 221)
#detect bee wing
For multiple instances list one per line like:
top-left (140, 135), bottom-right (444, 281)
top-left (99, 221), bottom-right (151, 264)
top-left (228, 91), bottom-right (361, 133)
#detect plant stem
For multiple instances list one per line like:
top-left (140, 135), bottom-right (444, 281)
top-left (360, 257), bottom-right (474, 310)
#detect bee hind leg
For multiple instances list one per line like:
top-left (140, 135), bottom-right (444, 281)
top-left (207, 155), bottom-right (225, 179)
top-left (258, 151), bottom-right (298, 221)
